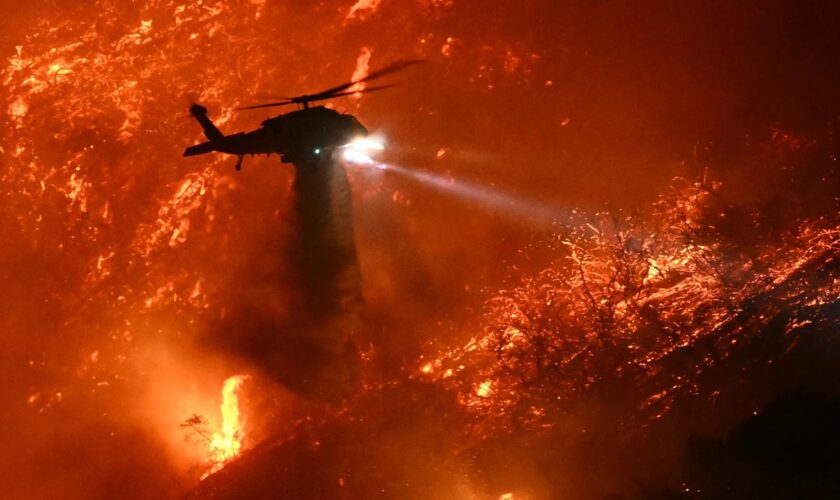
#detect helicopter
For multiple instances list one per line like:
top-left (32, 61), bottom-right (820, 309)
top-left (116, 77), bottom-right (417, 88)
top-left (183, 60), bottom-right (422, 170)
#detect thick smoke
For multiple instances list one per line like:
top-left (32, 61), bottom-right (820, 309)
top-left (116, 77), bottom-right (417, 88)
top-left (209, 157), bottom-right (363, 398)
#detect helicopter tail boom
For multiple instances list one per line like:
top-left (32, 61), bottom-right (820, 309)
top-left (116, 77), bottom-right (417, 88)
top-left (190, 103), bottom-right (225, 142)
top-left (183, 141), bottom-right (217, 157)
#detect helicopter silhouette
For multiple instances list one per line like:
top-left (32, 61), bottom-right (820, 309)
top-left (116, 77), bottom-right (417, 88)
top-left (183, 60), bottom-right (422, 170)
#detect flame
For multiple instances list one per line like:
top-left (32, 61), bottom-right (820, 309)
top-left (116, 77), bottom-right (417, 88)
top-left (349, 46), bottom-right (372, 98)
top-left (346, 0), bottom-right (383, 21)
top-left (206, 375), bottom-right (249, 477)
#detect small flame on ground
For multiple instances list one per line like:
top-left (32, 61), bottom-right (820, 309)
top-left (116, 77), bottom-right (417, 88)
top-left (204, 374), bottom-right (249, 478)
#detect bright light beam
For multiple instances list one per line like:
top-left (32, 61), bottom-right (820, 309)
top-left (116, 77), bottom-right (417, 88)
top-left (348, 159), bottom-right (578, 228)
top-left (341, 138), bottom-right (577, 227)
top-left (341, 136), bottom-right (385, 165)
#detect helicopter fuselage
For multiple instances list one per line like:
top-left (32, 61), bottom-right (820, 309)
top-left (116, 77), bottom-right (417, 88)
top-left (183, 105), bottom-right (368, 166)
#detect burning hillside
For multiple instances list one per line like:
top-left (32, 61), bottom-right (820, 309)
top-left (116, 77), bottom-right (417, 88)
top-left (2, 1), bottom-right (840, 499)
top-left (189, 177), bottom-right (840, 498)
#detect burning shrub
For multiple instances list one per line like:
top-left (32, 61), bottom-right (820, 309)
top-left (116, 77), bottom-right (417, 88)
top-left (433, 177), bottom-right (839, 435)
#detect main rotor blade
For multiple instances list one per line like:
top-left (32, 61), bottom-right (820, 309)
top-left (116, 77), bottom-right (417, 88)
top-left (234, 60), bottom-right (421, 111)
top-left (235, 99), bottom-right (295, 111)
top-left (308, 84), bottom-right (397, 101)
top-left (235, 84), bottom-right (399, 111)
top-left (304, 59), bottom-right (424, 101)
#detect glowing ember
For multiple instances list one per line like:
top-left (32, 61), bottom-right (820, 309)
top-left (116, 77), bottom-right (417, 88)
top-left (475, 379), bottom-right (492, 398)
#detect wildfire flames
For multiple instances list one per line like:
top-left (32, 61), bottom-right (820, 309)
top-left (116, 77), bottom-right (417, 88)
top-left (3, 1), bottom-right (840, 499)
top-left (205, 375), bottom-right (249, 477)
